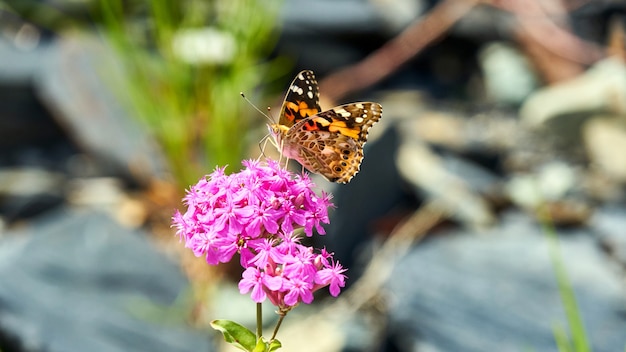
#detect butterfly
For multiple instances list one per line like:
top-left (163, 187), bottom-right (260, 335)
top-left (268, 70), bottom-right (383, 184)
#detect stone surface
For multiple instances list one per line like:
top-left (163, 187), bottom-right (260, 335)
top-left (0, 35), bottom-right (169, 186)
top-left (36, 34), bottom-right (169, 184)
top-left (590, 206), bottom-right (626, 267)
top-left (0, 207), bottom-right (213, 352)
top-left (520, 57), bottom-right (626, 128)
top-left (583, 116), bottom-right (626, 182)
top-left (385, 211), bottom-right (626, 352)
top-left (478, 42), bottom-right (538, 105)
top-left (397, 139), bottom-right (496, 228)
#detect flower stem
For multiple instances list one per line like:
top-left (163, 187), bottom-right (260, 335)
top-left (256, 302), bottom-right (263, 338)
top-left (270, 313), bottom-right (286, 341)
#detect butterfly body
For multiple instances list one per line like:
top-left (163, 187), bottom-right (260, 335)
top-left (269, 70), bottom-right (382, 184)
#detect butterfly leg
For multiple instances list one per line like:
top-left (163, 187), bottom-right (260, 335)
top-left (257, 135), bottom-right (271, 160)
top-left (277, 139), bottom-right (294, 169)
top-left (278, 140), bottom-right (284, 165)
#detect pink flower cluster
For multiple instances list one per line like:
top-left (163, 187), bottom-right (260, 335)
top-left (172, 159), bottom-right (346, 308)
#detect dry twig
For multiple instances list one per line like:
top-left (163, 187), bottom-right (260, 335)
top-left (319, 0), bottom-right (480, 102)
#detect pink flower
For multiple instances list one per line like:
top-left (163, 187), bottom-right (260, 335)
top-left (172, 159), bottom-right (346, 308)
top-left (315, 260), bottom-right (347, 297)
top-left (283, 277), bottom-right (314, 306)
top-left (239, 266), bottom-right (282, 303)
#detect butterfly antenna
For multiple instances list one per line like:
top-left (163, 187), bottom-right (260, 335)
top-left (240, 92), bottom-right (274, 123)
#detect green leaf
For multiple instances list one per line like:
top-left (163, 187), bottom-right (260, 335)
top-left (268, 339), bottom-right (282, 351)
top-left (252, 339), bottom-right (268, 352)
top-left (250, 337), bottom-right (282, 352)
top-left (211, 319), bottom-right (257, 351)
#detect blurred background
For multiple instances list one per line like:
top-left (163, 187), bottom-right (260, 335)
top-left (1, 0), bottom-right (625, 351)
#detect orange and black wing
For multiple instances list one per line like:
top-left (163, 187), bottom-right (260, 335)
top-left (278, 70), bottom-right (321, 128)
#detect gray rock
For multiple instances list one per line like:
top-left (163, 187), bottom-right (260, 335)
top-left (0, 208), bottom-right (213, 352)
top-left (0, 168), bottom-right (66, 222)
top-left (478, 42), bottom-right (539, 106)
top-left (591, 206), bottom-right (626, 267)
top-left (35, 34), bottom-right (169, 184)
top-left (0, 34), bottom-right (169, 185)
top-left (397, 139), bottom-right (496, 228)
top-left (386, 211), bottom-right (626, 352)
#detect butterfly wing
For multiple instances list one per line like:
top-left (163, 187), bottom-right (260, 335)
top-left (283, 102), bottom-right (383, 183)
top-left (278, 70), bottom-right (321, 128)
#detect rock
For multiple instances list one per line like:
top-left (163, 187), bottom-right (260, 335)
top-left (583, 116), bottom-right (626, 182)
top-left (590, 206), bottom-right (626, 267)
top-left (506, 161), bottom-right (578, 209)
top-left (397, 139), bottom-right (496, 228)
top-left (35, 34), bottom-right (170, 184)
top-left (385, 211), bottom-right (626, 352)
top-left (0, 34), bottom-right (169, 186)
top-left (0, 207), bottom-right (213, 352)
top-left (478, 42), bottom-right (539, 106)
top-left (520, 57), bottom-right (626, 128)
top-left (0, 168), bottom-right (66, 222)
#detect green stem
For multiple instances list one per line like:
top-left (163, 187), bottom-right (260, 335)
top-left (270, 313), bottom-right (286, 341)
top-left (256, 302), bottom-right (263, 339)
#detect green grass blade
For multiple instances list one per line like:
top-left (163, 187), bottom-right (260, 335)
top-left (541, 209), bottom-right (591, 352)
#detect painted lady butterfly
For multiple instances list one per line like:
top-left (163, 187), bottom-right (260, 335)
top-left (269, 70), bottom-right (383, 184)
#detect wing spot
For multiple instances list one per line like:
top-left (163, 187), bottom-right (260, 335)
top-left (354, 117), bottom-right (364, 123)
top-left (339, 143), bottom-right (351, 149)
top-left (307, 91), bottom-right (313, 99)
top-left (290, 85), bottom-right (304, 95)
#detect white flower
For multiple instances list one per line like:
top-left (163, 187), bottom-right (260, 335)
top-left (171, 27), bottom-right (236, 65)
